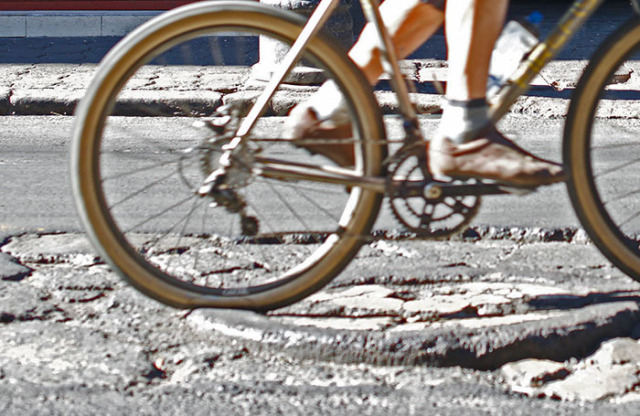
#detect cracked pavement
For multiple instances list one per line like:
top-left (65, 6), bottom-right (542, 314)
top-left (3, 230), bottom-right (640, 411)
top-left (3, 1), bottom-right (640, 413)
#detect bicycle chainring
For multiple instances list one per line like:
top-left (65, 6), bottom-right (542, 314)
top-left (387, 146), bottom-right (481, 238)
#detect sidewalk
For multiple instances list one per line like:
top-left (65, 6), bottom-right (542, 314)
top-left (0, 58), bottom-right (634, 120)
top-left (0, 1), bottom-right (630, 116)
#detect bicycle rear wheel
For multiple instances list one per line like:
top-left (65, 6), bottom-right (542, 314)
top-left (565, 17), bottom-right (640, 281)
top-left (72, 1), bottom-right (385, 310)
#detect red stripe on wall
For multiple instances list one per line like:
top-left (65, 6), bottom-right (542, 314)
top-left (0, 1), bottom-right (197, 10)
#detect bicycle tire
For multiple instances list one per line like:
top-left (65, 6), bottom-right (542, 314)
top-left (71, 0), bottom-right (386, 310)
top-left (564, 16), bottom-right (640, 281)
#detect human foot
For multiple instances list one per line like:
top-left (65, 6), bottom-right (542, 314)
top-left (285, 103), bottom-right (355, 167)
top-left (428, 127), bottom-right (565, 187)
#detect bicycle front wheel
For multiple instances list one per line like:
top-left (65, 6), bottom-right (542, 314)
top-left (565, 17), bottom-right (640, 281)
top-left (72, 1), bottom-right (385, 310)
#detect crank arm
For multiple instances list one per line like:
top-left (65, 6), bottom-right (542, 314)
top-left (393, 180), bottom-right (537, 199)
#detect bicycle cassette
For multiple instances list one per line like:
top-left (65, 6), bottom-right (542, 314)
top-left (387, 147), bottom-right (481, 238)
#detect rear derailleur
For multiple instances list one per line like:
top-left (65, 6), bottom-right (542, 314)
top-left (189, 109), bottom-right (260, 236)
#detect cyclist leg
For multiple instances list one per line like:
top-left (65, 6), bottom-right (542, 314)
top-left (429, 0), bottom-right (565, 186)
top-left (350, 0), bottom-right (445, 84)
top-left (287, 0), bottom-right (445, 167)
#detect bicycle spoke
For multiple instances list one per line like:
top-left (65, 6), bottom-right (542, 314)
top-left (265, 180), bottom-right (313, 231)
top-left (270, 179), bottom-right (343, 223)
top-left (107, 169), bottom-right (179, 210)
top-left (192, 201), bottom-right (211, 273)
top-left (594, 157), bottom-right (640, 179)
top-left (168, 197), bottom-right (205, 268)
top-left (591, 141), bottom-right (640, 151)
top-left (101, 156), bottom-right (183, 182)
top-left (603, 188), bottom-right (640, 206)
top-left (122, 194), bottom-right (194, 234)
top-left (617, 209), bottom-right (640, 229)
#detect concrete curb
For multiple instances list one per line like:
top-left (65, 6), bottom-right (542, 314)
top-left (188, 301), bottom-right (640, 370)
top-left (0, 61), bottom-right (596, 117)
top-left (1, 89), bottom-right (582, 119)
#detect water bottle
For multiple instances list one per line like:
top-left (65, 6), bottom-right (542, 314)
top-left (487, 11), bottom-right (543, 97)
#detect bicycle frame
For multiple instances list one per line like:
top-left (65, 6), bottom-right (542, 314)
top-left (491, 0), bottom-right (605, 122)
top-left (204, 0), bottom-right (609, 195)
top-left (234, 0), bottom-right (418, 141)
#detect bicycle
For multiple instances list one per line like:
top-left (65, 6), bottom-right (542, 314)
top-left (72, 0), bottom-right (640, 310)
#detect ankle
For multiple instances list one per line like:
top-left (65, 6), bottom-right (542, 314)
top-left (437, 98), bottom-right (490, 144)
top-left (306, 80), bottom-right (350, 125)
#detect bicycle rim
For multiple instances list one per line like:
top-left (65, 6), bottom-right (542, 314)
top-left (565, 17), bottom-right (640, 280)
top-left (71, 1), bottom-right (385, 310)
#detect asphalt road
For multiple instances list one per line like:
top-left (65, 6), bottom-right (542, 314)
top-left (0, 114), bottom-right (580, 239)
top-left (2, 1), bottom-right (640, 413)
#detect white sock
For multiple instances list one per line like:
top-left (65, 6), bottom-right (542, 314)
top-left (306, 80), bottom-right (350, 125)
top-left (437, 98), bottom-right (490, 144)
